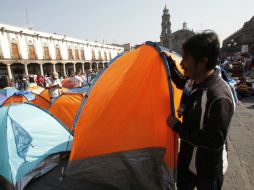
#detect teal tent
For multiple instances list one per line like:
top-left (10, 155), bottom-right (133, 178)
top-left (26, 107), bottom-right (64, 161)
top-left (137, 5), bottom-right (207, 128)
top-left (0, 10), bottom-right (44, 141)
top-left (0, 103), bottom-right (72, 190)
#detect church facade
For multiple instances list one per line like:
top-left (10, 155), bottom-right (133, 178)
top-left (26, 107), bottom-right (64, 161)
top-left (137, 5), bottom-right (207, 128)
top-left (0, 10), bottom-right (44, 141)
top-left (160, 6), bottom-right (195, 55)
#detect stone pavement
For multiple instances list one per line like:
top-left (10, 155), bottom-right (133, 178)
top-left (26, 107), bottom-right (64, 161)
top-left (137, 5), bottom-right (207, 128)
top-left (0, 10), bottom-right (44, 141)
top-left (223, 96), bottom-right (254, 190)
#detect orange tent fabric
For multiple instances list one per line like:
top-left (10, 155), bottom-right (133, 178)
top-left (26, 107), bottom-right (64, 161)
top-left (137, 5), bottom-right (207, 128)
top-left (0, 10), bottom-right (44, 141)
top-left (67, 43), bottom-right (183, 189)
top-left (28, 86), bottom-right (45, 95)
top-left (1, 93), bottom-right (50, 110)
top-left (70, 44), bottom-right (182, 165)
top-left (49, 93), bottom-right (84, 130)
top-left (40, 88), bottom-right (68, 102)
top-left (31, 93), bottom-right (50, 110)
top-left (1, 95), bottom-right (28, 106)
top-left (62, 78), bottom-right (74, 89)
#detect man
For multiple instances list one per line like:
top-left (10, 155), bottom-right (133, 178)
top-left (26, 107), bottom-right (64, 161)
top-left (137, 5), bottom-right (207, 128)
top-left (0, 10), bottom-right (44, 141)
top-left (71, 70), bottom-right (84, 88)
top-left (46, 72), bottom-right (62, 103)
top-left (17, 74), bottom-right (29, 91)
top-left (236, 76), bottom-right (254, 99)
top-left (163, 31), bottom-right (235, 190)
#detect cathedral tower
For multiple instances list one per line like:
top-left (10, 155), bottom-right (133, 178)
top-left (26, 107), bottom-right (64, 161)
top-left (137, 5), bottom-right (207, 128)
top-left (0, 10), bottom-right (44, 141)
top-left (160, 5), bottom-right (171, 48)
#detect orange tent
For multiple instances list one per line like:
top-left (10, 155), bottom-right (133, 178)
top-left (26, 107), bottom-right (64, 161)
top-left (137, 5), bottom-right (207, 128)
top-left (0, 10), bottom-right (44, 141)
top-left (28, 85), bottom-right (45, 95)
top-left (40, 87), bottom-right (68, 102)
top-left (49, 92), bottom-right (84, 130)
top-left (1, 91), bottom-right (50, 110)
top-left (1, 95), bottom-right (29, 106)
top-left (62, 78), bottom-right (74, 89)
top-left (31, 93), bottom-right (50, 110)
top-left (66, 42), bottom-right (183, 189)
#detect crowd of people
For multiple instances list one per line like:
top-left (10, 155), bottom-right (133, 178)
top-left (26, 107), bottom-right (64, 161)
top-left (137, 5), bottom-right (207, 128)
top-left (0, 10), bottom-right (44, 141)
top-left (0, 69), bottom-right (99, 90)
top-left (218, 52), bottom-right (254, 101)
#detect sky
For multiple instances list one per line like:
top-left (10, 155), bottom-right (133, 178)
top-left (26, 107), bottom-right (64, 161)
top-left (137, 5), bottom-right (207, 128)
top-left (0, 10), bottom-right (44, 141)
top-left (0, 0), bottom-right (253, 46)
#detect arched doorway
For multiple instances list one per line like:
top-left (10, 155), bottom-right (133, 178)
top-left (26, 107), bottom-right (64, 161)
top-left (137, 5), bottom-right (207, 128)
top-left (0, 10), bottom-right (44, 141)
top-left (92, 62), bottom-right (97, 71)
top-left (84, 62), bottom-right (91, 73)
top-left (65, 62), bottom-right (74, 77)
top-left (55, 63), bottom-right (64, 78)
top-left (0, 63), bottom-right (8, 88)
top-left (98, 62), bottom-right (104, 71)
top-left (27, 63), bottom-right (40, 75)
top-left (75, 62), bottom-right (82, 72)
top-left (10, 63), bottom-right (25, 81)
top-left (0, 63), bottom-right (8, 78)
top-left (43, 63), bottom-right (53, 76)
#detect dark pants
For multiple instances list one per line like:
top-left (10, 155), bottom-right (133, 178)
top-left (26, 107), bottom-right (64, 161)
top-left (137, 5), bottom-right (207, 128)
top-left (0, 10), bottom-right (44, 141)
top-left (177, 167), bottom-right (224, 190)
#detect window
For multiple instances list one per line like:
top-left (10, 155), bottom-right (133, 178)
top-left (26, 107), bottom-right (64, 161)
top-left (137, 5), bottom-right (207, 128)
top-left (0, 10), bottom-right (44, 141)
top-left (80, 50), bottom-right (85, 60)
top-left (12, 43), bottom-right (20, 59)
top-left (68, 49), bottom-right (74, 60)
top-left (56, 47), bottom-right (61, 60)
top-left (98, 51), bottom-right (102, 60)
top-left (43, 47), bottom-right (50, 60)
top-left (29, 45), bottom-right (37, 60)
top-left (91, 49), bottom-right (96, 61)
top-left (75, 49), bottom-right (80, 60)
top-left (104, 52), bottom-right (107, 61)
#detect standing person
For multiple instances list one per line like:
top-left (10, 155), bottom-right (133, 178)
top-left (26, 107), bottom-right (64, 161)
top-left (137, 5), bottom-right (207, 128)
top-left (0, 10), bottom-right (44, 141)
top-left (17, 74), bottom-right (29, 91)
top-left (71, 69), bottom-right (84, 88)
top-left (46, 72), bottom-right (62, 103)
top-left (162, 31), bottom-right (235, 190)
top-left (36, 74), bottom-right (45, 87)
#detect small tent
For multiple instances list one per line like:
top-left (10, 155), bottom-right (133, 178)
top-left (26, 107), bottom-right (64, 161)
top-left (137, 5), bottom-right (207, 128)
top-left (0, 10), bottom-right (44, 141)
top-left (49, 92), bottom-right (85, 130)
top-left (66, 87), bottom-right (88, 94)
top-left (62, 78), bottom-right (75, 89)
top-left (0, 103), bottom-right (72, 190)
top-left (0, 91), bottom-right (50, 110)
top-left (66, 42), bottom-right (183, 189)
top-left (0, 91), bottom-right (35, 107)
top-left (0, 87), bottom-right (19, 105)
top-left (30, 93), bottom-right (50, 110)
top-left (40, 88), bottom-right (68, 102)
top-left (27, 86), bottom-right (45, 95)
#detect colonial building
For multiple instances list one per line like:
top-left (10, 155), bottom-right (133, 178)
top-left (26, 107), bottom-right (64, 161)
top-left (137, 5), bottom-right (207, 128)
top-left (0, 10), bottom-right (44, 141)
top-left (160, 6), bottom-right (195, 55)
top-left (0, 23), bottom-right (124, 80)
top-left (222, 16), bottom-right (254, 55)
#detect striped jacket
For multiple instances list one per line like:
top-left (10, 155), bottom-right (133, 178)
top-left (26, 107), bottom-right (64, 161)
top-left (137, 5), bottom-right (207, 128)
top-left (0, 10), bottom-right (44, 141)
top-left (169, 63), bottom-right (235, 178)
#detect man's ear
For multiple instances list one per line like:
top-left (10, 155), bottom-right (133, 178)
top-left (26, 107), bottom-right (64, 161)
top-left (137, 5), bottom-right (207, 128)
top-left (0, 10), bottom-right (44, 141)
top-left (201, 57), bottom-right (208, 64)
top-left (200, 57), bottom-right (208, 69)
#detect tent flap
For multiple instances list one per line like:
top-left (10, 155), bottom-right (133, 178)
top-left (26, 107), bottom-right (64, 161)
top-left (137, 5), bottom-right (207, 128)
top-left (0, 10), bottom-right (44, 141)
top-left (67, 148), bottom-right (174, 190)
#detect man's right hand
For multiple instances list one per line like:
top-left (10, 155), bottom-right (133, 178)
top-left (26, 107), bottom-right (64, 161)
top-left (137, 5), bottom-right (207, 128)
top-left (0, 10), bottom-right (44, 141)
top-left (160, 50), bottom-right (176, 66)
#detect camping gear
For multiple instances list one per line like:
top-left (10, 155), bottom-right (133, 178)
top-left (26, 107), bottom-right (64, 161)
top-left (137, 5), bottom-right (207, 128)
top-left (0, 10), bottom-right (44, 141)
top-left (0, 87), bottom-right (19, 105)
top-left (66, 42), bottom-right (183, 190)
top-left (49, 92), bottom-right (85, 130)
top-left (62, 78), bottom-right (75, 89)
top-left (0, 103), bottom-right (72, 190)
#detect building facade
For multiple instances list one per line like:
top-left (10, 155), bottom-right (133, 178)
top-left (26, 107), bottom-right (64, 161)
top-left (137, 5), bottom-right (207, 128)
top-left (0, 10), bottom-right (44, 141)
top-left (222, 16), bottom-right (254, 55)
top-left (0, 23), bottom-right (124, 80)
top-left (160, 6), bottom-right (194, 55)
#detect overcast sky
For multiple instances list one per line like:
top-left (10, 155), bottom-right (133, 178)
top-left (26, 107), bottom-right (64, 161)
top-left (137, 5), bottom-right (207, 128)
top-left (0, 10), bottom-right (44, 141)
top-left (0, 0), bottom-right (253, 46)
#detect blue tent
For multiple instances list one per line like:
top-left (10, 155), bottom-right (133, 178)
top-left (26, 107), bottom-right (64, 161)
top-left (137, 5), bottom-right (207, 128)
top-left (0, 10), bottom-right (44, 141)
top-left (0, 103), bottom-right (72, 190)
top-left (66, 87), bottom-right (88, 94)
top-left (0, 87), bottom-right (18, 97)
top-left (0, 87), bottom-right (19, 105)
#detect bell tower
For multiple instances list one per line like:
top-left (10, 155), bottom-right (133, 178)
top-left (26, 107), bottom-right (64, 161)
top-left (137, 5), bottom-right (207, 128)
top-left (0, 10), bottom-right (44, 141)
top-left (160, 5), bottom-right (171, 48)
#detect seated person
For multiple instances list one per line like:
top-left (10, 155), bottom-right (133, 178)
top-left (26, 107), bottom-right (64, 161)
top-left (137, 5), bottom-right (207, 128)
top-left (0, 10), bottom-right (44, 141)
top-left (236, 77), bottom-right (254, 99)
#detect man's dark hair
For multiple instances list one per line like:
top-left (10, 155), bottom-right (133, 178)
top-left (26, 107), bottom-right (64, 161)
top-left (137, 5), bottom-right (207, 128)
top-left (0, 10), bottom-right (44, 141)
top-left (182, 30), bottom-right (220, 70)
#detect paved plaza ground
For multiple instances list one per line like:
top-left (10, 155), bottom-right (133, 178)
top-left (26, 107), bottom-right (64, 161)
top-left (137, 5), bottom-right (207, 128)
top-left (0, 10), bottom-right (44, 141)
top-left (223, 96), bottom-right (254, 190)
